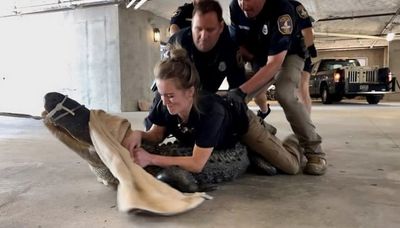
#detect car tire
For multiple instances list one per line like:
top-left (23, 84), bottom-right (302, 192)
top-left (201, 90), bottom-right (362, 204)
top-left (366, 95), bottom-right (383, 104)
top-left (321, 85), bottom-right (333, 104)
top-left (334, 96), bottom-right (343, 102)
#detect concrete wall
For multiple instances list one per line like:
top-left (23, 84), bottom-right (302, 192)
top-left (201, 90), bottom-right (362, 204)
top-left (0, 4), bottom-right (169, 114)
top-left (316, 48), bottom-right (387, 67)
top-left (385, 40), bottom-right (400, 101)
top-left (0, 5), bottom-right (121, 115)
top-left (118, 7), bottom-right (169, 111)
top-left (2, 5), bottom-right (395, 113)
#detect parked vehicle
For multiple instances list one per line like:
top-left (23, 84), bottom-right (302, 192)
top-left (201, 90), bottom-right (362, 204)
top-left (309, 59), bottom-right (397, 104)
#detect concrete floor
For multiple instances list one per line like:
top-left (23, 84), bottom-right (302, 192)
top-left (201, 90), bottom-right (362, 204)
top-left (1, 100), bottom-right (400, 228)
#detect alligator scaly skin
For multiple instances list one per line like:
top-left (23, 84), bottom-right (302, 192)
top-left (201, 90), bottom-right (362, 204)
top-left (42, 92), bottom-right (250, 191)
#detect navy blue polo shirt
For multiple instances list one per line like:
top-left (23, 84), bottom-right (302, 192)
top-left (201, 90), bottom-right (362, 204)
top-left (229, 0), bottom-right (296, 66)
top-left (148, 92), bottom-right (247, 150)
top-left (169, 26), bottom-right (246, 93)
top-left (170, 3), bottom-right (194, 30)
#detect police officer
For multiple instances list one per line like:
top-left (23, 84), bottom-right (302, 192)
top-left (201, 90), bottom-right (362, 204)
top-left (292, 0), bottom-right (317, 113)
top-left (145, 0), bottom-right (246, 129)
top-left (169, 0), bottom-right (201, 36)
top-left (229, 0), bottom-right (327, 175)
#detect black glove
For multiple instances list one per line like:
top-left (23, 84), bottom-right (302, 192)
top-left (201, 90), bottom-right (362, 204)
top-left (223, 88), bottom-right (249, 135)
top-left (308, 44), bottom-right (317, 58)
top-left (227, 88), bottom-right (247, 103)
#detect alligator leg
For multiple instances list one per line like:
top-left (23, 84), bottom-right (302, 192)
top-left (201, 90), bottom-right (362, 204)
top-left (247, 150), bottom-right (278, 176)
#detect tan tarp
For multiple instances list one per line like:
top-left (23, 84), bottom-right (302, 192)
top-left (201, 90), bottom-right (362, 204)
top-left (88, 110), bottom-right (210, 215)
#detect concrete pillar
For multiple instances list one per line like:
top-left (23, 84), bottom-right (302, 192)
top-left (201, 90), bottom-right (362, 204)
top-left (385, 40), bottom-right (400, 101)
top-left (118, 6), bottom-right (169, 111)
top-left (0, 5), bottom-right (121, 115)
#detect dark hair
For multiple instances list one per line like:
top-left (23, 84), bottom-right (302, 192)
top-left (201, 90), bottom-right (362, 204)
top-left (154, 45), bottom-right (201, 111)
top-left (193, 0), bottom-right (223, 22)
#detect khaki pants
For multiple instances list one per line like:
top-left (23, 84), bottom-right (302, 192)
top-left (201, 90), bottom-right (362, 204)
top-left (274, 54), bottom-right (323, 155)
top-left (241, 110), bottom-right (301, 174)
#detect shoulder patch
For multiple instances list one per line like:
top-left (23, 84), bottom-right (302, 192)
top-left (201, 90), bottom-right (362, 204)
top-left (296, 5), bottom-right (309, 19)
top-left (172, 8), bottom-right (182, 17)
top-left (277, 14), bottom-right (293, 35)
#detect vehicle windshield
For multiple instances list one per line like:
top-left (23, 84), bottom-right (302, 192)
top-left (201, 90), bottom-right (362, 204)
top-left (319, 59), bottom-right (360, 71)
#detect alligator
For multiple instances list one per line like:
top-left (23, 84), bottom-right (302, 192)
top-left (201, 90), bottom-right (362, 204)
top-left (42, 92), bottom-right (275, 193)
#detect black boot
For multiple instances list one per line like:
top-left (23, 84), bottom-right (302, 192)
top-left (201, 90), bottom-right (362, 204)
top-left (256, 103), bottom-right (271, 119)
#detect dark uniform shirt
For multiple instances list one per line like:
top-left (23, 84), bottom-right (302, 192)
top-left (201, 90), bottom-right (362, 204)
top-left (170, 3), bottom-right (194, 30)
top-left (229, 0), bottom-right (296, 66)
top-left (289, 0), bottom-right (313, 58)
top-left (148, 92), bottom-right (248, 150)
top-left (169, 26), bottom-right (246, 92)
top-left (144, 25), bottom-right (245, 131)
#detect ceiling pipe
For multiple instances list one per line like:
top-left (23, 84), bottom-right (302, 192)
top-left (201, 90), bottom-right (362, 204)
top-left (0, 0), bottom-right (121, 17)
top-left (317, 12), bottom-right (397, 22)
top-left (370, 7), bottom-right (400, 47)
top-left (126, 0), bottom-right (148, 9)
top-left (314, 32), bottom-right (387, 40)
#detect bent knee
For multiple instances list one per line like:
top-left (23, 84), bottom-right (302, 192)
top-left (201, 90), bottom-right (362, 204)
top-left (276, 90), bottom-right (297, 105)
top-left (286, 164), bottom-right (300, 175)
top-left (282, 163), bottom-right (300, 175)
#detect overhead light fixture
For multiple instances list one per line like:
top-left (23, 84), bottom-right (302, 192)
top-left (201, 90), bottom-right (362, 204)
top-left (134, 0), bottom-right (148, 9)
top-left (126, 0), bottom-right (135, 8)
top-left (386, 32), bottom-right (395, 42)
top-left (126, 0), bottom-right (148, 9)
top-left (153, 28), bottom-right (160, 42)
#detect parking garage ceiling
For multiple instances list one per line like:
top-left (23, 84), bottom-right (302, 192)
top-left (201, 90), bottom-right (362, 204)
top-left (1, 0), bottom-right (399, 50)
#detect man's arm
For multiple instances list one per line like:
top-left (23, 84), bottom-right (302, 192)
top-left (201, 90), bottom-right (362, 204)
top-left (238, 46), bottom-right (254, 62)
top-left (302, 27), bottom-right (317, 58)
top-left (169, 4), bottom-right (190, 37)
top-left (302, 27), bottom-right (314, 48)
top-left (239, 51), bottom-right (287, 96)
top-left (296, 2), bottom-right (317, 57)
top-left (169, 24), bottom-right (181, 36)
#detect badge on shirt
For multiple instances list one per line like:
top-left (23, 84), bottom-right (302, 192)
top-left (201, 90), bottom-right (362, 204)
top-left (218, 61), bottom-right (227, 72)
top-left (277, 14), bottom-right (293, 35)
top-left (296, 5), bottom-right (309, 19)
top-left (262, 24), bottom-right (268, 35)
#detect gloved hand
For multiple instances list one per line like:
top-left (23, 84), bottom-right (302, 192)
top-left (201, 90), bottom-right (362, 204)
top-left (224, 88), bottom-right (249, 135)
top-left (227, 88), bottom-right (247, 103)
top-left (308, 44), bottom-right (317, 58)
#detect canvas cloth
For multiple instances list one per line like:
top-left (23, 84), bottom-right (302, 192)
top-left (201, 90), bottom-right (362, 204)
top-left (88, 110), bottom-right (209, 215)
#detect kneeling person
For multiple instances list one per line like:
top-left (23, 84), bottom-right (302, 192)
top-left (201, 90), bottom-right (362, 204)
top-left (124, 48), bottom-right (302, 180)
